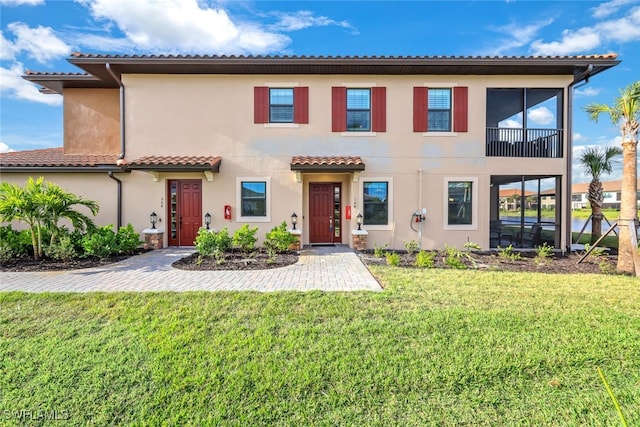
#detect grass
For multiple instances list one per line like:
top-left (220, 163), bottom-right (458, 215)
top-left (1, 270), bottom-right (639, 426)
top-left (499, 208), bottom-right (620, 220)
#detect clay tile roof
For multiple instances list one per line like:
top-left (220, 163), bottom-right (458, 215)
top-left (290, 156), bottom-right (365, 171)
top-left (0, 148), bottom-right (119, 169)
top-left (128, 155), bottom-right (222, 172)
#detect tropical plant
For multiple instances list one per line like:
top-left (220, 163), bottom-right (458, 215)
top-left (403, 240), bottom-right (419, 256)
top-left (585, 80), bottom-right (640, 274)
top-left (385, 252), bottom-right (400, 266)
top-left (577, 146), bottom-right (622, 242)
top-left (414, 250), bottom-right (436, 268)
top-left (0, 177), bottom-right (99, 260)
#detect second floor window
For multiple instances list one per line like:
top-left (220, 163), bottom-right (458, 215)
top-left (254, 86), bottom-right (308, 124)
top-left (347, 89), bottom-right (371, 131)
top-left (413, 86), bottom-right (467, 133)
top-left (269, 88), bottom-right (293, 123)
top-left (428, 88), bottom-right (451, 131)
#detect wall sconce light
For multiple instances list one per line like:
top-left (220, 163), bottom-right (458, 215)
top-left (150, 211), bottom-right (158, 229)
top-left (291, 212), bottom-right (298, 230)
top-left (356, 213), bottom-right (363, 230)
top-left (204, 212), bottom-right (212, 230)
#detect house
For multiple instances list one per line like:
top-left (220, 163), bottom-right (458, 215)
top-left (0, 53), bottom-right (620, 250)
top-left (570, 179), bottom-right (640, 210)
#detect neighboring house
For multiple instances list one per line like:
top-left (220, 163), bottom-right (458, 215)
top-left (498, 188), bottom-right (536, 211)
top-left (0, 53), bottom-right (620, 250)
top-left (570, 179), bottom-right (640, 210)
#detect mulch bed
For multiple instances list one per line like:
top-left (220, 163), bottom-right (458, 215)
top-left (172, 249), bottom-right (299, 271)
top-left (357, 250), bottom-right (618, 275)
top-left (2, 247), bottom-right (618, 275)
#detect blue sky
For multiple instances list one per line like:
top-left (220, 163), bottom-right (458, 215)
top-left (1, 0), bottom-right (639, 183)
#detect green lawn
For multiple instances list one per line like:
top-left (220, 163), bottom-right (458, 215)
top-left (1, 270), bottom-right (639, 426)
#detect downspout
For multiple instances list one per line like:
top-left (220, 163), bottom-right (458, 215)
top-left (566, 64), bottom-right (594, 252)
top-left (108, 171), bottom-right (122, 229)
top-left (106, 63), bottom-right (125, 229)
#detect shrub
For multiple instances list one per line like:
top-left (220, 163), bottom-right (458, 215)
top-left (534, 242), bottom-right (554, 266)
top-left (0, 239), bottom-right (14, 263)
top-left (195, 227), bottom-right (232, 257)
top-left (415, 250), bottom-right (435, 268)
top-left (404, 240), bottom-right (419, 256)
top-left (498, 244), bottom-right (522, 261)
top-left (45, 233), bottom-right (77, 262)
top-left (385, 252), bottom-right (401, 266)
top-left (82, 225), bottom-right (118, 259)
top-left (116, 224), bottom-right (142, 255)
top-left (373, 242), bottom-right (388, 258)
top-left (264, 221), bottom-right (297, 253)
top-left (233, 224), bottom-right (258, 252)
top-left (0, 225), bottom-right (32, 257)
top-left (443, 245), bottom-right (468, 269)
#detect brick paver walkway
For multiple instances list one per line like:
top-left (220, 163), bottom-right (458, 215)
top-left (0, 246), bottom-right (381, 292)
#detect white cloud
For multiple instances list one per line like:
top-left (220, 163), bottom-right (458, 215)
top-left (573, 133), bottom-right (585, 142)
top-left (0, 63), bottom-right (62, 106)
top-left (0, 0), bottom-right (44, 5)
top-left (591, 0), bottom-right (638, 18)
top-left (0, 31), bottom-right (17, 61)
top-left (574, 87), bottom-right (601, 97)
top-left (269, 10), bottom-right (353, 33)
top-left (500, 118), bottom-right (522, 128)
top-left (4, 22), bottom-right (71, 64)
top-left (81, 0), bottom-right (290, 54)
top-left (0, 142), bottom-right (16, 153)
top-left (488, 18), bottom-right (553, 55)
top-left (531, 5), bottom-right (640, 55)
top-left (528, 106), bottom-right (555, 126)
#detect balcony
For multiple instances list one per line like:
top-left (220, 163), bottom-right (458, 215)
top-left (486, 128), bottom-right (563, 158)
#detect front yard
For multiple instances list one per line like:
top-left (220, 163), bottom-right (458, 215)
top-left (1, 269), bottom-right (638, 425)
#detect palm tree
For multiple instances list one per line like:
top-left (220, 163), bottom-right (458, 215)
top-left (0, 177), bottom-right (46, 260)
top-left (585, 80), bottom-right (640, 274)
top-left (0, 177), bottom-right (99, 260)
top-left (38, 182), bottom-right (99, 246)
top-left (578, 146), bottom-right (622, 243)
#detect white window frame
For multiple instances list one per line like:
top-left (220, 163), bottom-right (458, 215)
top-left (360, 177), bottom-right (393, 231)
top-left (443, 177), bottom-right (478, 230)
top-left (236, 177), bottom-right (271, 223)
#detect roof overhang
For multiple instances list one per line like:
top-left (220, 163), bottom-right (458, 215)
top-left (127, 156), bottom-right (222, 173)
top-left (290, 156), bottom-right (365, 172)
top-left (23, 53), bottom-right (621, 92)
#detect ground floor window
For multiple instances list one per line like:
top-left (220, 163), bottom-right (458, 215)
top-left (237, 177), bottom-right (271, 222)
top-left (444, 177), bottom-right (478, 229)
top-left (362, 179), bottom-right (392, 228)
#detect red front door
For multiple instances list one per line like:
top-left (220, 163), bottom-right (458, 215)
top-left (168, 180), bottom-right (202, 246)
top-left (309, 183), bottom-right (341, 244)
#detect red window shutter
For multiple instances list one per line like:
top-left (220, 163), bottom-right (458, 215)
top-left (293, 86), bottom-right (309, 124)
top-left (254, 86), bottom-right (269, 123)
top-left (453, 86), bottom-right (468, 132)
top-left (371, 87), bottom-right (386, 132)
top-left (413, 87), bottom-right (428, 132)
top-left (332, 86), bottom-right (347, 132)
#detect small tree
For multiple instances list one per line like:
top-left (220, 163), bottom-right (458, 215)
top-left (0, 177), bottom-right (99, 260)
top-left (578, 146), bottom-right (622, 242)
top-left (585, 81), bottom-right (640, 274)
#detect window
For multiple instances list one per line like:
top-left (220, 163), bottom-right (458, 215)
top-left (347, 89), bottom-right (371, 131)
top-left (363, 181), bottom-right (388, 225)
top-left (444, 177), bottom-right (478, 229)
top-left (269, 88), bottom-right (293, 123)
top-left (237, 177), bottom-right (271, 222)
top-left (241, 181), bottom-right (266, 216)
top-left (254, 86), bottom-right (308, 124)
top-left (428, 88), bottom-right (451, 131)
top-left (413, 86), bottom-right (468, 133)
top-left (332, 86), bottom-right (386, 132)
